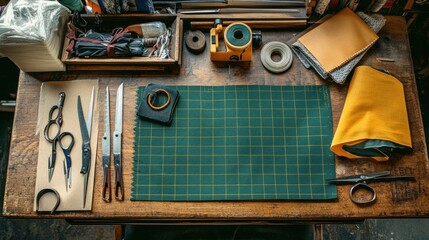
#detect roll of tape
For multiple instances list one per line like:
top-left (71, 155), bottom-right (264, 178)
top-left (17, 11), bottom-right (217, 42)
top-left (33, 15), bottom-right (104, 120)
top-left (185, 30), bottom-right (206, 54)
top-left (224, 23), bottom-right (252, 49)
top-left (260, 41), bottom-right (293, 73)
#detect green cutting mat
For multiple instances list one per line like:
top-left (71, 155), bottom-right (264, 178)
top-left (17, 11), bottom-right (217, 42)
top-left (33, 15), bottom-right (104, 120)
top-left (132, 85), bottom-right (337, 201)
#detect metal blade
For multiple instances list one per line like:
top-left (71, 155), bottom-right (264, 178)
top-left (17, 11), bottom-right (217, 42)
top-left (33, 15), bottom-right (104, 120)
top-left (77, 96), bottom-right (90, 145)
top-left (114, 83), bottom-right (123, 135)
top-left (327, 171), bottom-right (391, 184)
top-left (113, 83), bottom-right (123, 155)
top-left (63, 159), bottom-right (68, 192)
top-left (48, 155), bottom-right (53, 182)
top-left (102, 86), bottom-right (112, 202)
top-left (86, 87), bottom-right (95, 139)
top-left (180, 9), bottom-right (220, 14)
top-left (359, 171), bottom-right (391, 181)
top-left (102, 86), bottom-right (110, 160)
top-left (113, 83), bottom-right (124, 200)
top-left (366, 176), bottom-right (416, 182)
top-left (83, 172), bottom-right (89, 208)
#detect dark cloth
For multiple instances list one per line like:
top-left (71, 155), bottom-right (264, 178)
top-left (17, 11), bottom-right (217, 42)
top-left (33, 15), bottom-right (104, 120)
top-left (71, 29), bottom-right (148, 58)
top-left (124, 225), bottom-right (315, 240)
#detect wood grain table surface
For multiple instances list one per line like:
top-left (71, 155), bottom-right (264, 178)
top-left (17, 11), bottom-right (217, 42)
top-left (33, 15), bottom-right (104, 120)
top-left (3, 16), bottom-right (428, 223)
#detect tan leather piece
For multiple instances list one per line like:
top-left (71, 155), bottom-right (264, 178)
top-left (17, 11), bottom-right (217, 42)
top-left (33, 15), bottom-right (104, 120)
top-left (34, 80), bottom-right (99, 212)
top-left (297, 8), bottom-right (379, 73)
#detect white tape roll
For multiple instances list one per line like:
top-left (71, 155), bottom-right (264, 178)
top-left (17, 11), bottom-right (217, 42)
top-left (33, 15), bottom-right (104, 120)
top-left (260, 41), bottom-right (293, 73)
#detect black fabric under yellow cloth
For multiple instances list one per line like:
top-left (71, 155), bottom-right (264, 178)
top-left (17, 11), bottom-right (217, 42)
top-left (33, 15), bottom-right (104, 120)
top-left (331, 66), bottom-right (412, 161)
top-left (132, 85), bottom-right (337, 201)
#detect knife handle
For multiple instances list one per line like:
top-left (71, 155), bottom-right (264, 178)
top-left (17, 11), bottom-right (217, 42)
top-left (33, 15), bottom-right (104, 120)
top-left (102, 157), bottom-right (111, 203)
top-left (80, 143), bottom-right (91, 174)
top-left (114, 153), bottom-right (124, 201)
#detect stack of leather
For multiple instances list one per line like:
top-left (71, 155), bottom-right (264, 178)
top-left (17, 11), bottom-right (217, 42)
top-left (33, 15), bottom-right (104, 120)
top-left (290, 7), bottom-right (386, 84)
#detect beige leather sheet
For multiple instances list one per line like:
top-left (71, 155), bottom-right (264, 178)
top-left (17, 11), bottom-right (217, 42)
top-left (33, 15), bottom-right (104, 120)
top-left (34, 80), bottom-right (99, 212)
top-left (297, 7), bottom-right (378, 73)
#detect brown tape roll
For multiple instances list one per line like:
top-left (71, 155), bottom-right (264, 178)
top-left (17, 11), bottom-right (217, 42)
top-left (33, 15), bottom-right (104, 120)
top-left (185, 30), bottom-right (206, 54)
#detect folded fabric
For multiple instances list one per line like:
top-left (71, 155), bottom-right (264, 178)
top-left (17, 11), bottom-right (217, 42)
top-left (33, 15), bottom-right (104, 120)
top-left (291, 8), bottom-right (386, 84)
top-left (71, 29), bottom-right (149, 57)
top-left (331, 66), bottom-right (412, 161)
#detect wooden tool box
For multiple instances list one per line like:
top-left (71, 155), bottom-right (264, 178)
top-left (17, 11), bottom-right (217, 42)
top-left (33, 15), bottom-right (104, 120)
top-left (61, 14), bottom-right (182, 72)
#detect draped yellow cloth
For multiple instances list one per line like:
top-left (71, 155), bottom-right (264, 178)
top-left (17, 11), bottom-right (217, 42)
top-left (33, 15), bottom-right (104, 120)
top-left (331, 66), bottom-right (412, 161)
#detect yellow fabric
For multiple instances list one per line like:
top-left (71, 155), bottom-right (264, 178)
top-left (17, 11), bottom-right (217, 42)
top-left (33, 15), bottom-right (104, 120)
top-left (297, 7), bottom-right (379, 73)
top-left (330, 66), bottom-right (412, 161)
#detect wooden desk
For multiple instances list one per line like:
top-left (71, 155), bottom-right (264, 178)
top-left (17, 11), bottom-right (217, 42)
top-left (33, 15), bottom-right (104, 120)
top-left (3, 16), bottom-right (428, 223)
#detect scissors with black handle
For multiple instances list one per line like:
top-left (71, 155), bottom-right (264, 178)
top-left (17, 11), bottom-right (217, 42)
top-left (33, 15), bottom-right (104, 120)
top-left (44, 92), bottom-right (65, 182)
top-left (327, 171), bottom-right (415, 205)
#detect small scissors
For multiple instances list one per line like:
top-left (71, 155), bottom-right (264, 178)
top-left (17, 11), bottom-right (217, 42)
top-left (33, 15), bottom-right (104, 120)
top-left (44, 92), bottom-right (66, 182)
top-left (60, 132), bottom-right (74, 192)
top-left (327, 171), bottom-right (415, 205)
top-left (44, 92), bottom-right (75, 186)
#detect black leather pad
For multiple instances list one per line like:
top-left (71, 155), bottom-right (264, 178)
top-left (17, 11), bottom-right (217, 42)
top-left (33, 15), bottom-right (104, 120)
top-left (137, 83), bottom-right (179, 125)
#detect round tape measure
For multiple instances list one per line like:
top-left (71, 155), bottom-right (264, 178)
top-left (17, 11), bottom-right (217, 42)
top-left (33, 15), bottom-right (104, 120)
top-left (260, 41), bottom-right (293, 73)
top-left (224, 22), bottom-right (252, 50)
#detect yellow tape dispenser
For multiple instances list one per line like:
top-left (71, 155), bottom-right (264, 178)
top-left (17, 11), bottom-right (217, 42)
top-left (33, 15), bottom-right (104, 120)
top-left (210, 19), bottom-right (253, 61)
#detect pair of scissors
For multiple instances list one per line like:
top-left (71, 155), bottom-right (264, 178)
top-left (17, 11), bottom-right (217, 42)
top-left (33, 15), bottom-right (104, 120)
top-left (327, 171), bottom-right (415, 205)
top-left (44, 92), bottom-right (74, 184)
top-left (102, 84), bottom-right (124, 202)
top-left (77, 87), bottom-right (94, 208)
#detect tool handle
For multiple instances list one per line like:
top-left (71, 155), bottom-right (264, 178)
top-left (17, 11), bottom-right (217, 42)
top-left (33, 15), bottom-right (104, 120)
top-left (114, 153), bottom-right (124, 201)
top-left (102, 159), bottom-right (111, 203)
top-left (80, 142), bottom-right (91, 174)
top-left (350, 182), bottom-right (376, 205)
top-left (124, 22), bottom-right (167, 38)
top-left (58, 92), bottom-right (66, 108)
top-left (57, 92), bottom-right (66, 125)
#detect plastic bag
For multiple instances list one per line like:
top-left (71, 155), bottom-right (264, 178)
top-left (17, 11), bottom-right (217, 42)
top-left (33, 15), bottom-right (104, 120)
top-left (0, 0), bottom-right (69, 45)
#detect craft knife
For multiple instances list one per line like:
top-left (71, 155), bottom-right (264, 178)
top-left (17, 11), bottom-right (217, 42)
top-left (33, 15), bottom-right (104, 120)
top-left (113, 83), bottom-right (124, 201)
